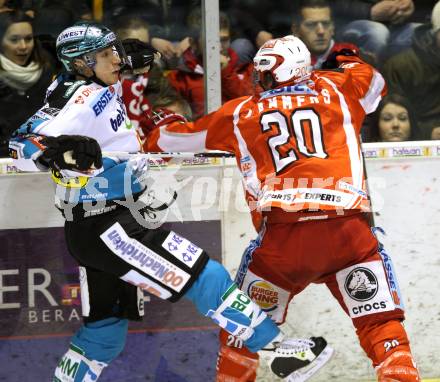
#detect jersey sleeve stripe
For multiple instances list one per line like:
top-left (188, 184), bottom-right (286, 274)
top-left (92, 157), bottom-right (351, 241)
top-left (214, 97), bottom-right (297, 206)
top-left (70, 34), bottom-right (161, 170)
top-left (232, 97), bottom-right (261, 199)
top-left (321, 77), bottom-right (363, 209)
top-left (359, 70), bottom-right (386, 114)
top-left (156, 126), bottom-right (208, 152)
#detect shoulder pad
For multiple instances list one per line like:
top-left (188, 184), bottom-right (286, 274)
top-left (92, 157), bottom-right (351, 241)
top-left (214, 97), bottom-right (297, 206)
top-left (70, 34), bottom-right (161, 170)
top-left (47, 76), bottom-right (92, 109)
top-left (63, 80), bottom-right (87, 99)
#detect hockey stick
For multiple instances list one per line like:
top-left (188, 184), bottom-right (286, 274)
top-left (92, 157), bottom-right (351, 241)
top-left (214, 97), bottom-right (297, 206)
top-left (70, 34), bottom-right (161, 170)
top-left (102, 151), bottom-right (236, 159)
top-left (62, 150), bottom-right (235, 167)
top-left (360, 137), bottom-right (375, 226)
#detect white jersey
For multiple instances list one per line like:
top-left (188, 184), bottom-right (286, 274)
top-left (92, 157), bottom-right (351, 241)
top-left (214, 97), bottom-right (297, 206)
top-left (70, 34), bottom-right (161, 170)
top-left (10, 75), bottom-right (147, 220)
top-left (35, 77), bottom-right (141, 153)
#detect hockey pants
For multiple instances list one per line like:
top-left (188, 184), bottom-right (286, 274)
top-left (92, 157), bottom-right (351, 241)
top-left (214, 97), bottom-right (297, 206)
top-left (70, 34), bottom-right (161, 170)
top-left (216, 214), bottom-right (420, 382)
top-left (54, 259), bottom-right (280, 381)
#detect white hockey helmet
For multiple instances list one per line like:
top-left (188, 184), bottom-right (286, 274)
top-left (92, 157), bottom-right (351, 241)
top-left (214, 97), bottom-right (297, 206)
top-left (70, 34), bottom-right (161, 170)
top-left (253, 35), bottom-right (312, 88)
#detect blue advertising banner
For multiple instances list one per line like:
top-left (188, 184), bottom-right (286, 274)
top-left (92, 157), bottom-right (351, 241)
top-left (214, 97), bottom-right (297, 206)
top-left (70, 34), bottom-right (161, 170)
top-left (0, 221), bottom-right (221, 381)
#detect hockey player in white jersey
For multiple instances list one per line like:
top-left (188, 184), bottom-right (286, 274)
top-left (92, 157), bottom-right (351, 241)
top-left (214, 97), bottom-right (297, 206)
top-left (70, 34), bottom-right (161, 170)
top-left (9, 22), bottom-right (332, 381)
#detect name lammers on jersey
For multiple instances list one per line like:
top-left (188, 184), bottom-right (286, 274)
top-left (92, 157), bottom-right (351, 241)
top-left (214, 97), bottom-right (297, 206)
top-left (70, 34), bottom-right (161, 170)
top-left (257, 88), bottom-right (331, 112)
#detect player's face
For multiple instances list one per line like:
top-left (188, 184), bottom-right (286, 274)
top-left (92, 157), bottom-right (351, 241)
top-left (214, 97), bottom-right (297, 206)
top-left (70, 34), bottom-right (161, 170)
top-left (296, 7), bottom-right (334, 56)
top-left (1, 22), bottom-right (34, 66)
top-left (94, 46), bottom-right (122, 85)
top-left (379, 103), bottom-right (411, 142)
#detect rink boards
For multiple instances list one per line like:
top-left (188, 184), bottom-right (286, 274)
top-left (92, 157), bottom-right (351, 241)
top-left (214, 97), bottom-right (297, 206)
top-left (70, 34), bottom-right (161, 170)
top-left (0, 141), bottom-right (439, 381)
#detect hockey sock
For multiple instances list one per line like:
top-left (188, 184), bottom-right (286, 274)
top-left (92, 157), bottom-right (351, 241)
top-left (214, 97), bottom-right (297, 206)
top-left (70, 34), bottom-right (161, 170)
top-left (54, 317), bottom-right (128, 381)
top-left (184, 259), bottom-right (280, 352)
top-left (357, 319), bottom-right (420, 381)
top-left (216, 329), bottom-right (259, 382)
top-left (54, 344), bottom-right (107, 382)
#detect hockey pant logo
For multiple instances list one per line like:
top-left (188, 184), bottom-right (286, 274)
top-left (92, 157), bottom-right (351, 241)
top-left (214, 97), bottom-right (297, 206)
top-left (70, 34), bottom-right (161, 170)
top-left (336, 260), bottom-right (399, 318)
top-left (100, 222), bottom-right (191, 295)
top-left (240, 270), bottom-right (290, 324)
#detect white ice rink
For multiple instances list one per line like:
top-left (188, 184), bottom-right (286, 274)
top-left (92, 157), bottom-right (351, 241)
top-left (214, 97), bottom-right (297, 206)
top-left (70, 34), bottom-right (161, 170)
top-left (1, 141), bottom-right (439, 381)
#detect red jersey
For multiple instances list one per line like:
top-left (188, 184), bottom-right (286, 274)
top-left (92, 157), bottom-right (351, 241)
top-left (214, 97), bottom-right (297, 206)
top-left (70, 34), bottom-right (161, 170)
top-left (121, 74), bottom-right (152, 143)
top-left (147, 56), bottom-right (386, 221)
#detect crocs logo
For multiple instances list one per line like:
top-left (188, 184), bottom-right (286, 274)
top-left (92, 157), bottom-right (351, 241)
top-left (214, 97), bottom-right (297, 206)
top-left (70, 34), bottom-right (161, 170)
top-left (345, 267), bottom-right (378, 301)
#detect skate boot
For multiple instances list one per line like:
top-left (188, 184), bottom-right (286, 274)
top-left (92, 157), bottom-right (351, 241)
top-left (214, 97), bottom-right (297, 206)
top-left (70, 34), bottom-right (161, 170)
top-left (259, 335), bottom-right (333, 381)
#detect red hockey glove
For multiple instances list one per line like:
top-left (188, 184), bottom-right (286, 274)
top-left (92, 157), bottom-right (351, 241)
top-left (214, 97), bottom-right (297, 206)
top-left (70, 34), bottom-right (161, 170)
top-left (321, 48), bottom-right (359, 70)
top-left (144, 108), bottom-right (188, 132)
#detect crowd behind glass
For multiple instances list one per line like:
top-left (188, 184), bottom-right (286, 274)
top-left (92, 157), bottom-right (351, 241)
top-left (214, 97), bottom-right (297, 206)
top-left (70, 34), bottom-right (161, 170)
top-left (1, 0), bottom-right (439, 157)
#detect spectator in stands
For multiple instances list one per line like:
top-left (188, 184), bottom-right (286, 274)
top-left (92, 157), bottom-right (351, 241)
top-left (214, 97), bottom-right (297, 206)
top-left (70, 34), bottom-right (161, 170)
top-left (32, 1), bottom-right (92, 38)
top-left (336, 0), bottom-right (420, 62)
top-left (291, 0), bottom-right (359, 69)
top-left (113, 16), bottom-right (181, 144)
top-left (0, 0), bottom-right (12, 13)
top-left (0, 1), bottom-right (34, 17)
top-left (153, 93), bottom-right (193, 121)
top-left (140, 91), bottom-right (193, 151)
top-left (223, 0), bottom-right (324, 64)
top-left (221, 0), bottom-right (276, 64)
top-left (0, 10), bottom-right (55, 156)
top-left (430, 126), bottom-right (440, 140)
top-left (167, 9), bottom-right (253, 119)
top-left (103, 0), bottom-right (193, 63)
top-left (382, 0), bottom-right (440, 139)
top-left (367, 94), bottom-right (419, 142)
top-left (113, 16), bottom-right (154, 140)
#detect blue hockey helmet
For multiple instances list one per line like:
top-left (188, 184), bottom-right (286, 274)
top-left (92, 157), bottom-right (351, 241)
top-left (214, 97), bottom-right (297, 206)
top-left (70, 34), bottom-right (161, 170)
top-left (56, 22), bottom-right (129, 73)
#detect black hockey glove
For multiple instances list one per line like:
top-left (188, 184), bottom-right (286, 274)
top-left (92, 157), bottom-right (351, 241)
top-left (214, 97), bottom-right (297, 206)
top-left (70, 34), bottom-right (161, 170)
top-left (122, 39), bottom-right (159, 74)
top-left (321, 48), bottom-right (359, 70)
top-left (40, 135), bottom-right (102, 172)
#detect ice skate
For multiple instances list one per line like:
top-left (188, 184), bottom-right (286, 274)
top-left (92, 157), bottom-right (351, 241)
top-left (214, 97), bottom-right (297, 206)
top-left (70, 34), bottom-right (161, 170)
top-left (259, 336), bottom-right (333, 381)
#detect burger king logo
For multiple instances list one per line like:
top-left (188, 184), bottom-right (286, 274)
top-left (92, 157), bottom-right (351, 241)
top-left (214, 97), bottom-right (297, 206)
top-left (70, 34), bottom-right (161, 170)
top-left (247, 280), bottom-right (279, 312)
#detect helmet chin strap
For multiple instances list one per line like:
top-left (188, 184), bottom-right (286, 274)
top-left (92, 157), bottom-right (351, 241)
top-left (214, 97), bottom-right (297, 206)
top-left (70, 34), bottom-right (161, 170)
top-left (74, 60), bottom-right (116, 88)
top-left (90, 72), bottom-right (110, 87)
top-left (73, 56), bottom-right (113, 87)
top-left (75, 70), bottom-right (109, 87)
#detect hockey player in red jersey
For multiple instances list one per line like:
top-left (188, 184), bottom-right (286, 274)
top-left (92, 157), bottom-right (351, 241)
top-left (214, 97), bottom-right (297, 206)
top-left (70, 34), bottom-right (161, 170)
top-left (146, 35), bottom-right (420, 381)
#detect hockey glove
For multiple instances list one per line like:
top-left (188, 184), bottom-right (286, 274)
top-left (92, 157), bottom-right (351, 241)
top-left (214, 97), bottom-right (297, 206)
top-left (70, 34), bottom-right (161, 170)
top-left (321, 48), bottom-right (359, 70)
top-left (40, 135), bottom-right (102, 172)
top-left (122, 39), bottom-right (160, 74)
top-left (144, 108), bottom-right (188, 133)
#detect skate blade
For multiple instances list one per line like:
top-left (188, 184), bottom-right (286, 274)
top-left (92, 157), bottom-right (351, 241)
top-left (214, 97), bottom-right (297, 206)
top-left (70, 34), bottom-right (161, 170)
top-left (285, 346), bottom-right (334, 382)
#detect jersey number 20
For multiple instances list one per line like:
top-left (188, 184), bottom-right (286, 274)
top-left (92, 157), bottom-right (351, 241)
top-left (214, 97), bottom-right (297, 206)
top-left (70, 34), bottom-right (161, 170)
top-left (260, 109), bottom-right (328, 173)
